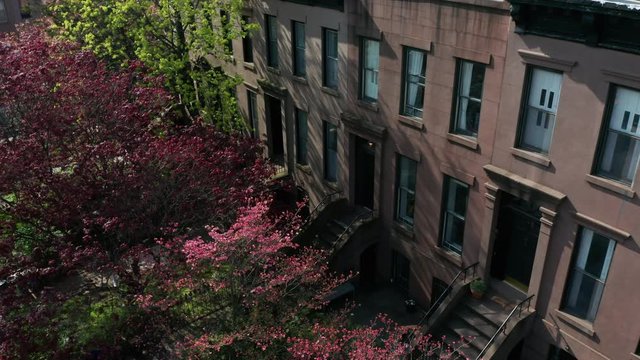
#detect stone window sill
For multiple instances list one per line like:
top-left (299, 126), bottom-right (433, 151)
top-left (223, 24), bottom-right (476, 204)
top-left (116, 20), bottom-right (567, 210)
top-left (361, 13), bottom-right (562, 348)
top-left (434, 246), bottom-right (463, 268)
top-left (585, 174), bottom-right (635, 199)
top-left (267, 66), bottom-right (281, 75)
top-left (397, 115), bottom-right (424, 131)
top-left (555, 309), bottom-right (595, 337)
top-left (243, 62), bottom-right (256, 71)
top-left (392, 221), bottom-right (414, 240)
top-left (447, 133), bottom-right (478, 151)
top-left (295, 163), bottom-right (312, 175)
top-left (292, 75), bottom-right (308, 85)
top-left (511, 147), bottom-right (551, 167)
top-left (356, 99), bottom-right (379, 113)
top-left (323, 180), bottom-right (340, 192)
top-left (631, 353), bottom-right (640, 360)
top-left (321, 87), bottom-right (341, 98)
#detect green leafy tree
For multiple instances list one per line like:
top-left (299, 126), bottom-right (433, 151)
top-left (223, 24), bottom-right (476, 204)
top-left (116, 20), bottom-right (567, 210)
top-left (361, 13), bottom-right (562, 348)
top-left (50, 0), bottom-right (255, 131)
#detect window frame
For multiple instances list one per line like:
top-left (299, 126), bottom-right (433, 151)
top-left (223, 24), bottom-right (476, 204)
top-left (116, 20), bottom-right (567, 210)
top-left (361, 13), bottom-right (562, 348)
top-left (246, 90), bottom-right (258, 138)
top-left (400, 46), bottom-right (428, 118)
top-left (439, 176), bottom-right (469, 255)
top-left (560, 227), bottom-right (615, 322)
top-left (323, 121), bottom-right (338, 182)
top-left (394, 155), bottom-right (417, 227)
top-left (322, 28), bottom-right (339, 89)
top-left (265, 15), bottom-right (279, 68)
top-left (451, 59), bottom-right (486, 138)
top-left (291, 21), bottom-right (306, 77)
top-left (359, 37), bottom-right (380, 103)
top-left (295, 108), bottom-right (308, 165)
top-left (593, 84), bottom-right (640, 186)
top-left (241, 16), bottom-right (254, 63)
top-left (515, 66), bottom-right (563, 155)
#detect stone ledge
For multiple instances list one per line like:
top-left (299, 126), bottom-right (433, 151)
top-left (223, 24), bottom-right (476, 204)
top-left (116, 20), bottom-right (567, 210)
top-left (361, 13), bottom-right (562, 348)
top-left (511, 147), bottom-right (551, 167)
top-left (392, 221), bottom-right (414, 240)
top-left (447, 133), bottom-right (479, 151)
top-left (397, 115), bottom-right (424, 131)
top-left (243, 62), bottom-right (256, 71)
top-left (517, 49), bottom-right (577, 73)
top-left (555, 309), bottom-right (595, 337)
top-left (585, 174), bottom-right (635, 199)
top-left (434, 246), bottom-right (463, 268)
top-left (356, 99), bottom-right (379, 113)
top-left (295, 163), bottom-right (312, 175)
top-left (321, 86), bottom-right (341, 98)
top-left (291, 75), bottom-right (308, 85)
top-left (573, 212), bottom-right (631, 243)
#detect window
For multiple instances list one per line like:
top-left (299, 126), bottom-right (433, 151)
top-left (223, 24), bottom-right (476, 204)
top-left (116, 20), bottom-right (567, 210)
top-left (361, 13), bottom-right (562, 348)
top-left (265, 15), bottom-right (279, 68)
top-left (292, 21), bottom-right (306, 77)
top-left (0, 0), bottom-right (7, 23)
top-left (323, 121), bottom-right (338, 182)
top-left (547, 345), bottom-right (577, 360)
top-left (395, 155), bottom-right (417, 226)
top-left (452, 60), bottom-right (485, 137)
top-left (247, 90), bottom-right (258, 138)
top-left (401, 47), bottom-right (427, 118)
top-left (323, 28), bottom-right (339, 89)
top-left (296, 109), bottom-right (308, 165)
top-left (439, 177), bottom-right (469, 255)
top-left (595, 85), bottom-right (640, 185)
top-left (392, 250), bottom-right (410, 292)
top-left (562, 228), bottom-right (615, 322)
top-left (241, 16), bottom-right (254, 63)
top-left (360, 38), bottom-right (380, 102)
top-left (517, 67), bottom-right (563, 154)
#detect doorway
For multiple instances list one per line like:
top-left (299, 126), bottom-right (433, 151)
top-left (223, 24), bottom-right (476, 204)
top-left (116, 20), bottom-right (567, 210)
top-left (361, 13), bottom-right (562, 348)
top-left (360, 244), bottom-right (377, 288)
top-left (354, 136), bottom-right (375, 209)
top-left (265, 95), bottom-right (284, 163)
top-left (490, 192), bottom-right (541, 292)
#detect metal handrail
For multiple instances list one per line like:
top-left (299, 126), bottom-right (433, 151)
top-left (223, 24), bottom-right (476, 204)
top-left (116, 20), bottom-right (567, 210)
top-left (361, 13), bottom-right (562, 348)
top-left (475, 294), bottom-right (535, 360)
top-left (407, 262), bottom-right (479, 358)
top-left (331, 208), bottom-right (374, 249)
top-left (293, 190), bottom-right (342, 235)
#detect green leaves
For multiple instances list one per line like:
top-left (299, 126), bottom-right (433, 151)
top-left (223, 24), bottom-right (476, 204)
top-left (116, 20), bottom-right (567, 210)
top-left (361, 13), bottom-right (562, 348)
top-left (50, 0), bottom-right (247, 129)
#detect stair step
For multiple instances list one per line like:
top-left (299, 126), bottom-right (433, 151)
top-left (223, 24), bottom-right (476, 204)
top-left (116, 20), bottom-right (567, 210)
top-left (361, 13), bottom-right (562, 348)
top-left (436, 328), bottom-right (481, 359)
top-left (318, 231), bottom-right (338, 246)
top-left (330, 219), bottom-right (349, 230)
top-left (463, 298), bottom-right (510, 327)
top-left (453, 307), bottom-right (499, 339)
top-left (444, 317), bottom-right (490, 348)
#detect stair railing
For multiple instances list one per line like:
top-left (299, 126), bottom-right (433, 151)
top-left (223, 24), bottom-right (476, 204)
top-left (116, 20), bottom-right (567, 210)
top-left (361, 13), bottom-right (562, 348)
top-left (475, 294), bottom-right (535, 360)
top-left (331, 208), bottom-right (374, 249)
top-left (295, 190), bottom-right (342, 231)
top-left (407, 262), bottom-right (479, 358)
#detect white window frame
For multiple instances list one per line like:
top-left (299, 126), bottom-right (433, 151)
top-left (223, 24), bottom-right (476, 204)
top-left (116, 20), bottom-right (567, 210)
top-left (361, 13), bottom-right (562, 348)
top-left (360, 38), bottom-right (380, 102)
top-left (401, 47), bottom-right (427, 118)
top-left (562, 228), bottom-right (615, 322)
top-left (595, 85), bottom-right (640, 185)
top-left (452, 60), bottom-right (485, 137)
top-left (517, 67), bottom-right (563, 154)
top-left (395, 155), bottom-right (417, 226)
top-left (440, 177), bottom-right (469, 255)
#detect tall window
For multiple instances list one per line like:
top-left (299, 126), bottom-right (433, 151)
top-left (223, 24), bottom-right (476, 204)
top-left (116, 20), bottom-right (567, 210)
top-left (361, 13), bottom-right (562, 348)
top-left (517, 67), bottom-right (563, 154)
top-left (395, 155), bottom-right (417, 226)
top-left (241, 16), bottom-right (254, 63)
top-left (292, 21), bottom-right (306, 77)
top-left (265, 15), bottom-right (279, 68)
top-left (360, 38), bottom-right (380, 102)
top-left (0, 0), bottom-right (7, 23)
top-left (595, 85), bottom-right (640, 185)
top-left (247, 90), bottom-right (258, 138)
top-left (323, 28), bottom-right (339, 89)
top-left (295, 109), bottom-right (308, 165)
top-left (439, 177), bottom-right (469, 255)
top-left (562, 228), bottom-right (615, 322)
top-left (323, 121), bottom-right (338, 182)
top-left (392, 250), bottom-right (410, 292)
top-left (452, 60), bottom-right (485, 137)
top-left (401, 47), bottom-right (427, 118)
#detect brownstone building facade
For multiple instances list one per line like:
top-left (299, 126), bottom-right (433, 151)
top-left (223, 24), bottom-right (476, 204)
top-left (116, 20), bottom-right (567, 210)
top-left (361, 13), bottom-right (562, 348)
top-left (230, 0), bottom-right (640, 359)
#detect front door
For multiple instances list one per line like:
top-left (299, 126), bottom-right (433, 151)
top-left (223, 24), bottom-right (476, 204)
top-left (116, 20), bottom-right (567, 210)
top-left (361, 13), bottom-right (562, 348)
top-left (265, 95), bottom-right (284, 163)
top-left (490, 193), bottom-right (541, 292)
top-left (355, 137), bottom-right (375, 209)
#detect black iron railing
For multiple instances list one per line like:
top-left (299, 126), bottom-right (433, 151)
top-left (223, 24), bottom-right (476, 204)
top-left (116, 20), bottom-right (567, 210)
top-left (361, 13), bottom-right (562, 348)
top-left (407, 262), bottom-right (479, 355)
top-left (331, 208), bottom-right (374, 249)
top-left (296, 190), bottom-right (341, 232)
top-left (475, 294), bottom-right (535, 360)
